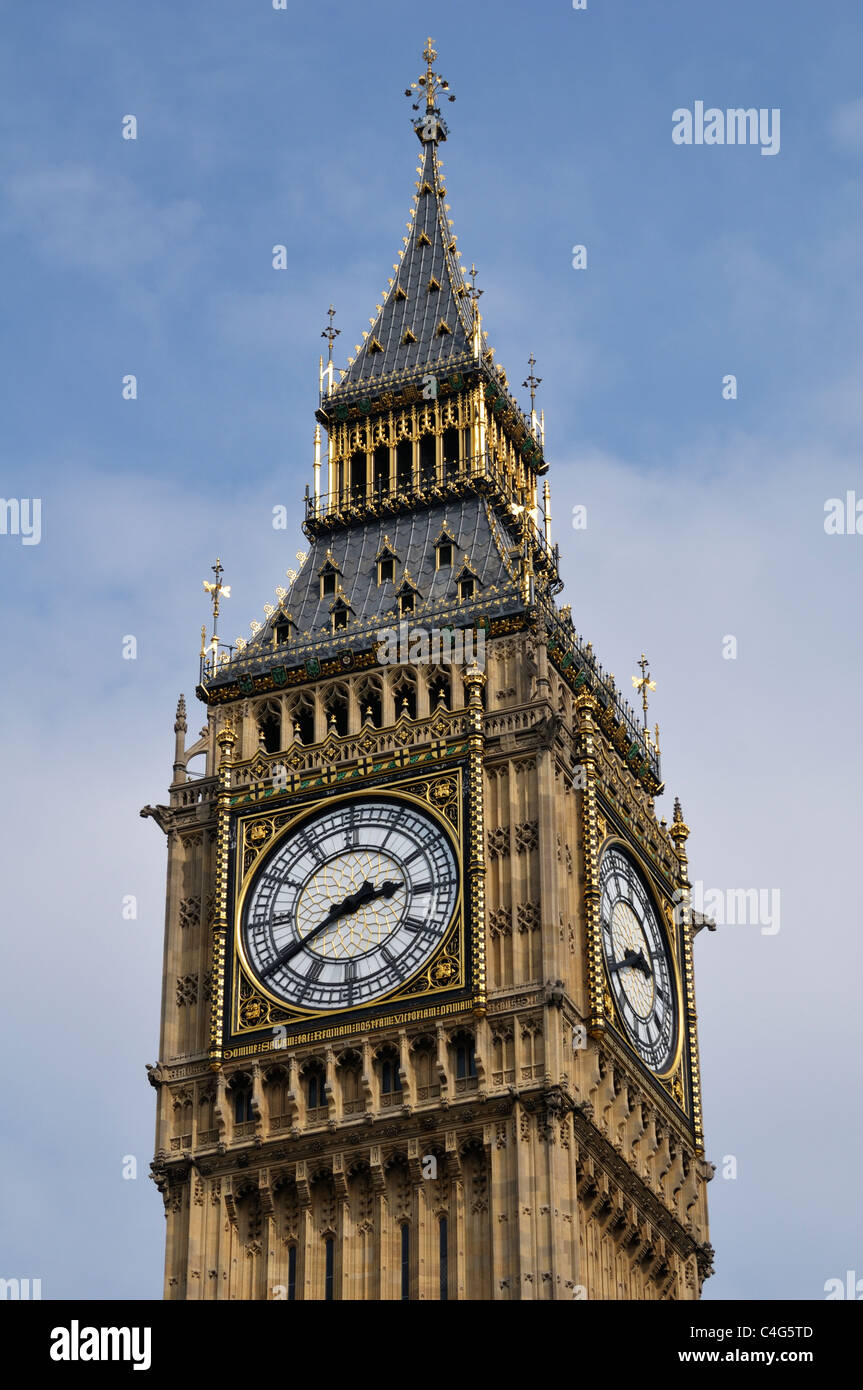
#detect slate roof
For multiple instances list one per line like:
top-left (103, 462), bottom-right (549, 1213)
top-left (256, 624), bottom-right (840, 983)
top-left (332, 137), bottom-right (475, 389)
top-left (216, 497), bottom-right (523, 679)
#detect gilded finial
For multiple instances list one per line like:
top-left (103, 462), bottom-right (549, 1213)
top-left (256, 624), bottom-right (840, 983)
top-left (670, 797), bottom-right (690, 844)
top-left (405, 38), bottom-right (456, 141)
top-left (202, 558), bottom-right (230, 668)
top-left (631, 652), bottom-right (656, 733)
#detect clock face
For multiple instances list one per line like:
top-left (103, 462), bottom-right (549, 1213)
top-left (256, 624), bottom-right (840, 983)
top-left (240, 797), bottom-right (459, 1013)
top-left (599, 846), bottom-right (678, 1074)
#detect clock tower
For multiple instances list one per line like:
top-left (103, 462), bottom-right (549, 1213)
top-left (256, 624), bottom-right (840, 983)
top-left (144, 40), bottom-right (714, 1300)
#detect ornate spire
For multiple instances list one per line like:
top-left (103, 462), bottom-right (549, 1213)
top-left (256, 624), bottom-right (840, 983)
top-left (331, 41), bottom-right (472, 392)
top-left (405, 37), bottom-right (456, 141)
top-left (174, 694), bottom-right (187, 734)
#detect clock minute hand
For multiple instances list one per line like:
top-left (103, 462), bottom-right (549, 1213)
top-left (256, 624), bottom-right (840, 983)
top-left (260, 879), bottom-right (401, 978)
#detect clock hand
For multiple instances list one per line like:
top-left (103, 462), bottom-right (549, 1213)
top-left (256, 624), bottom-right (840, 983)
top-left (260, 878), bottom-right (402, 978)
top-left (610, 947), bottom-right (651, 978)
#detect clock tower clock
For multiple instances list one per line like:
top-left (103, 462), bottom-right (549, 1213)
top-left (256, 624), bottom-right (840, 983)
top-left (144, 40), bottom-right (715, 1300)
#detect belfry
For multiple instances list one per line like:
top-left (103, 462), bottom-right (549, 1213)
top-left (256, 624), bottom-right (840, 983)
top-left (145, 39), bottom-right (714, 1300)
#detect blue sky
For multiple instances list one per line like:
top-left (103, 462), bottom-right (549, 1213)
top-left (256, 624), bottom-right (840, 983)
top-left (2, 0), bottom-right (862, 1300)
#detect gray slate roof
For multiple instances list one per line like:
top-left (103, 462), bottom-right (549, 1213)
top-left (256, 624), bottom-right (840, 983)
top-left (228, 498), bottom-right (522, 673)
top-left (333, 138), bottom-right (475, 388)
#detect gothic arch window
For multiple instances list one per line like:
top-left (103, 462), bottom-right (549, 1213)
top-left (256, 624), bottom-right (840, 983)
top-left (356, 675), bottom-right (383, 729)
top-left (442, 426), bottom-right (460, 478)
top-left (377, 1045), bottom-right (402, 1106)
top-left (396, 438), bottom-right (413, 489)
top-left (303, 1061), bottom-right (327, 1115)
top-left (228, 1074), bottom-right (254, 1125)
top-left (451, 1030), bottom-right (477, 1084)
top-left (324, 1236), bottom-right (335, 1301)
top-left (391, 671), bottom-right (417, 720)
top-left (427, 667), bottom-right (451, 710)
top-left (198, 1089), bottom-right (217, 1146)
top-left (410, 1035), bottom-right (439, 1101)
top-left (419, 432), bottom-right (436, 487)
top-left (287, 692), bottom-right (315, 745)
top-left (373, 443), bottom-right (390, 496)
top-left (287, 1245), bottom-right (297, 1302)
top-left (337, 1049), bottom-right (364, 1115)
top-left (256, 699), bottom-right (282, 755)
top-left (264, 1065), bottom-right (291, 1130)
top-left (323, 683), bottom-right (350, 737)
top-left (349, 450), bottom-right (366, 500)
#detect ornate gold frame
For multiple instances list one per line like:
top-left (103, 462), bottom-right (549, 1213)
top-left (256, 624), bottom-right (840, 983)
top-left (209, 763), bottom-right (484, 1058)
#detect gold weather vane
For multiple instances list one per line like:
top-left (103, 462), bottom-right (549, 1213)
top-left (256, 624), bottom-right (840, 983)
top-left (202, 557), bottom-right (231, 665)
top-left (404, 37), bottom-right (457, 115)
top-left (632, 653), bottom-right (657, 740)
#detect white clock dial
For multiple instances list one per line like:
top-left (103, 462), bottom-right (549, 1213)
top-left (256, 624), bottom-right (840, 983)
top-left (599, 846), bottom-right (679, 1075)
top-left (241, 797), bottom-right (459, 1012)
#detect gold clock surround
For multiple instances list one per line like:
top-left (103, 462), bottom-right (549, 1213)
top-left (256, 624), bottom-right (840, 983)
top-left (216, 765), bottom-right (482, 1055)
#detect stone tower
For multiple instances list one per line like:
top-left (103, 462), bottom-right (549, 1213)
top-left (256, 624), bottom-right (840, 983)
top-left (144, 40), bottom-right (714, 1301)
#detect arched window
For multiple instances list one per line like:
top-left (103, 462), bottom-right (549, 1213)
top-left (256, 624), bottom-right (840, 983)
top-left (442, 427), bottom-right (459, 478)
top-left (428, 670), bottom-right (451, 710)
top-left (419, 433), bottom-right (436, 487)
top-left (289, 695), bottom-right (315, 745)
top-left (287, 1245), bottom-right (297, 1302)
top-left (233, 1085), bottom-right (253, 1124)
top-left (324, 685), bottom-right (349, 737)
top-left (350, 451), bottom-right (366, 500)
top-left (455, 1037), bottom-right (477, 1080)
top-left (381, 1058), bottom-right (402, 1096)
top-left (373, 444), bottom-right (390, 496)
top-left (356, 677), bottom-right (383, 729)
top-left (257, 701), bottom-right (281, 755)
top-left (324, 1236), bottom-right (335, 1301)
top-left (307, 1072), bottom-right (325, 1110)
top-left (396, 439), bottom-right (413, 489)
top-left (392, 676), bottom-right (417, 720)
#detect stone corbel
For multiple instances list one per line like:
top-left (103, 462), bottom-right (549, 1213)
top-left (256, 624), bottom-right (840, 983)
top-left (294, 1160), bottom-right (311, 1208)
top-left (407, 1138), bottom-right (423, 1185)
top-left (369, 1145), bottom-right (386, 1194)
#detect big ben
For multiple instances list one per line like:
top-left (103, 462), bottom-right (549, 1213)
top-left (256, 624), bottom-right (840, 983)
top-left (144, 40), bottom-right (714, 1301)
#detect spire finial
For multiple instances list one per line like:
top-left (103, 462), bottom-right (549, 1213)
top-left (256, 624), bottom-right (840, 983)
top-left (405, 38), bottom-right (456, 141)
top-left (202, 558), bottom-right (231, 667)
top-left (631, 652), bottom-right (656, 732)
top-left (523, 353), bottom-right (542, 413)
top-left (321, 304), bottom-right (340, 365)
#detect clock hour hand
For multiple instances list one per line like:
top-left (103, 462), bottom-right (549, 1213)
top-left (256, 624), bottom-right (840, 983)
top-left (260, 878), bottom-right (402, 978)
top-left (610, 947), bottom-right (651, 978)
